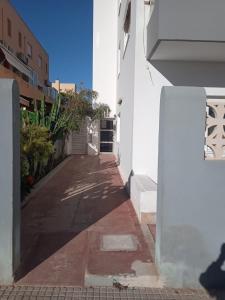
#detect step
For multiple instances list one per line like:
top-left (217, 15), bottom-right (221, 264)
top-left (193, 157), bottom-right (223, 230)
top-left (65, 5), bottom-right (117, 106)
top-left (141, 212), bottom-right (156, 225)
top-left (130, 175), bottom-right (157, 222)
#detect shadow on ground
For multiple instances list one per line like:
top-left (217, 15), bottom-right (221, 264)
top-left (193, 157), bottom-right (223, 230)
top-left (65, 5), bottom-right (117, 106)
top-left (15, 155), bottom-right (151, 286)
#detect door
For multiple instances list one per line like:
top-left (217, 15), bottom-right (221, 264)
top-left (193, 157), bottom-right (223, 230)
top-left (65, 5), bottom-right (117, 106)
top-left (100, 119), bottom-right (114, 153)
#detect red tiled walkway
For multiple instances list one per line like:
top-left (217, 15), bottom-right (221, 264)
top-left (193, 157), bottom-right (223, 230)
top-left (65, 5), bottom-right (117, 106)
top-left (16, 155), bottom-right (156, 287)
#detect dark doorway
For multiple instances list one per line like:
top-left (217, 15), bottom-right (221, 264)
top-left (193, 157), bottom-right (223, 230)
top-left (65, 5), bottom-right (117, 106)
top-left (100, 119), bottom-right (114, 153)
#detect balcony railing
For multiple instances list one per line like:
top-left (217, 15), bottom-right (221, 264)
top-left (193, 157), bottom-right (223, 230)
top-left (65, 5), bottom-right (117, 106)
top-left (146, 0), bottom-right (225, 62)
top-left (44, 86), bottom-right (58, 101)
top-left (0, 43), bottom-right (56, 102)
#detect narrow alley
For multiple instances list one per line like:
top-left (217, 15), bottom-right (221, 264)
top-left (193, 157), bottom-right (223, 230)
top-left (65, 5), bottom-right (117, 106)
top-left (16, 155), bottom-right (159, 287)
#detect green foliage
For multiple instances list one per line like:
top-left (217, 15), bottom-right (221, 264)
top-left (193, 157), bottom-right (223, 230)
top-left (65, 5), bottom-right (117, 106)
top-left (20, 85), bottom-right (110, 201)
top-left (21, 107), bottom-right (39, 127)
top-left (92, 103), bottom-right (111, 120)
top-left (21, 125), bottom-right (54, 178)
top-left (21, 155), bottom-right (29, 178)
top-left (20, 86), bottom-right (109, 142)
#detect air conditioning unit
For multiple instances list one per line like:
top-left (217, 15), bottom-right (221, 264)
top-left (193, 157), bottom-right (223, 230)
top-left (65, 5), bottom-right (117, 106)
top-left (17, 52), bottom-right (28, 65)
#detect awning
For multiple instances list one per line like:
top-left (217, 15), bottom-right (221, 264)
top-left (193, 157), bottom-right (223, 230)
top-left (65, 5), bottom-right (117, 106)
top-left (20, 97), bottom-right (30, 107)
top-left (0, 46), bottom-right (33, 79)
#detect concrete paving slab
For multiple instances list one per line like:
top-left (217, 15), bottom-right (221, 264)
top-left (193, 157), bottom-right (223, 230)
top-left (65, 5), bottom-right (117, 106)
top-left (101, 234), bottom-right (138, 251)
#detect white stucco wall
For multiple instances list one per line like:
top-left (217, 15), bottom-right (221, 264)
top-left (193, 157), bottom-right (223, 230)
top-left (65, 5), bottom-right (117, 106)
top-left (93, 0), bottom-right (225, 187)
top-left (117, 0), bottom-right (171, 184)
top-left (125, 0), bottom-right (225, 184)
top-left (116, 0), bottom-right (136, 184)
top-left (92, 0), bottom-right (118, 117)
top-left (87, 118), bottom-right (100, 156)
top-left (131, 1), bottom-right (172, 183)
top-left (93, 0), bottom-right (168, 184)
top-left (156, 87), bottom-right (225, 288)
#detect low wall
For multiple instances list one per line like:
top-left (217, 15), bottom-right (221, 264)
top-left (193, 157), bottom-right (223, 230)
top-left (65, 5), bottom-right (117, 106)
top-left (54, 139), bottom-right (64, 159)
top-left (156, 87), bottom-right (225, 289)
top-left (87, 118), bottom-right (99, 156)
top-left (54, 135), bottom-right (73, 158)
top-left (130, 175), bottom-right (157, 222)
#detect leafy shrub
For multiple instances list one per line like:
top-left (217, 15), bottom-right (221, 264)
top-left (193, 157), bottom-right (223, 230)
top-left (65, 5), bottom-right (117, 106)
top-left (21, 125), bottom-right (54, 178)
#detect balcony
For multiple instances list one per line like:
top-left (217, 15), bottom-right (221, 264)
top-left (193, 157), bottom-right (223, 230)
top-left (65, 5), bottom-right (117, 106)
top-left (146, 0), bottom-right (225, 62)
top-left (43, 86), bottom-right (58, 101)
top-left (0, 44), bottom-right (56, 103)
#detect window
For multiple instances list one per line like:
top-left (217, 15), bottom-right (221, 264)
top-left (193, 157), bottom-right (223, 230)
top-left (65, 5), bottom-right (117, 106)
top-left (100, 119), bottom-right (114, 153)
top-left (100, 143), bottom-right (113, 153)
top-left (38, 55), bottom-right (42, 68)
top-left (123, 2), bottom-right (131, 55)
top-left (100, 131), bottom-right (113, 142)
top-left (18, 32), bottom-right (22, 48)
top-left (27, 43), bottom-right (32, 58)
top-left (32, 71), bottom-right (38, 86)
top-left (7, 18), bottom-right (12, 37)
top-left (100, 120), bottom-right (113, 130)
top-left (46, 63), bottom-right (48, 73)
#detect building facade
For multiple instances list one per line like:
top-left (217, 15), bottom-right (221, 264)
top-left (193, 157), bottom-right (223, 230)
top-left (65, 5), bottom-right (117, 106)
top-left (93, 0), bottom-right (160, 201)
top-left (52, 79), bottom-right (76, 94)
top-left (0, 0), bottom-right (57, 108)
top-left (93, 0), bottom-right (225, 289)
top-left (92, 0), bottom-right (117, 117)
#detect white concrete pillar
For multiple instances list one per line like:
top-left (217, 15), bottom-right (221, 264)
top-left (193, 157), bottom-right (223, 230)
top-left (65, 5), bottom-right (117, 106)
top-left (156, 86), bottom-right (225, 289)
top-left (0, 79), bottom-right (21, 284)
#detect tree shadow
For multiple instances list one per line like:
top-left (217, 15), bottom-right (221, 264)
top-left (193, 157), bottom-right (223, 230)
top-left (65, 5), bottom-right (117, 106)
top-left (15, 155), bottom-right (131, 284)
top-left (200, 244), bottom-right (225, 300)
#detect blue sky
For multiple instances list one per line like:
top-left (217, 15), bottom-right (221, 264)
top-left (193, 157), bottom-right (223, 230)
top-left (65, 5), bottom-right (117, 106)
top-left (11, 0), bottom-right (93, 88)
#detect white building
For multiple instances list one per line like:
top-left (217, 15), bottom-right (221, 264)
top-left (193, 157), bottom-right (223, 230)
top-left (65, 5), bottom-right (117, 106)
top-left (52, 79), bottom-right (76, 94)
top-left (93, 0), bottom-right (167, 219)
top-left (93, 0), bottom-right (225, 289)
top-left (92, 0), bottom-right (117, 117)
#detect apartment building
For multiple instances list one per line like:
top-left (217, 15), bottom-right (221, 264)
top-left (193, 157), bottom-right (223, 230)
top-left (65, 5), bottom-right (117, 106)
top-left (52, 79), bottom-right (76, 94)
top-left (93, 0), bottom-right (225, 289)
top-left (0, 0), bottom-right (57, 108)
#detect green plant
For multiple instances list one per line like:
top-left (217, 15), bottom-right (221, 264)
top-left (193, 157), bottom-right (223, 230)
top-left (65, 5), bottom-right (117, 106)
top-left (92, 103), bottom-right (111, 120)
top-left (21, 125), bottom-right (54, 178)
top-left (20, 85), bottom-right (110, 201)
top-left (20, 87), bottom-right (109, 143)
top-left (21, 154), bottom-right (29, 178)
